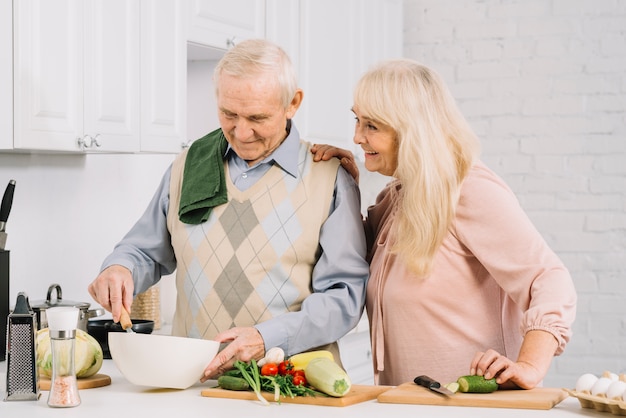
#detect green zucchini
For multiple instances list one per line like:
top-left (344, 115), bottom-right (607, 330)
top-left (456, 375), bottom-right (498, 393)
top-left (218, 375), bottom-right (250, 391)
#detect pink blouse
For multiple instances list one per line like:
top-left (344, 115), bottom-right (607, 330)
top-left (364, 161), bottom-right (577, 386)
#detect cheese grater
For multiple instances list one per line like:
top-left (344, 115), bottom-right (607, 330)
top-left (4, 292), bottom-right (40, 401)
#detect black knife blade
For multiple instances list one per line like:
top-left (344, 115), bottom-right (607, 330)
top-left (414, 375), bottom-right (455, 396)
top-left (0, 179), bottom-right (16, 232)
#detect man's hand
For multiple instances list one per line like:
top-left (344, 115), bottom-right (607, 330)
top-left (201, 327), bottom-right (266, 381)
top-left (87, 264), bottom-right (134, 323)
top-left (311, 144), bottom-right (359, 184)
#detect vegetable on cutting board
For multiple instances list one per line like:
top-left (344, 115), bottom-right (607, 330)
top-left (221, 360), bottom-right (323, 403)
top-left (456, 375), bottom-right (498, 393)
top-left (289, 350), bottom-right (334, 370)
top-left (444, 381), bottom-right (460, 393)
top-left (217, 375), bottom-right (250, 391)
top-left (257, 347), bottom-right (285, 367)
top-left (304, 357), bottom-right (352, 397)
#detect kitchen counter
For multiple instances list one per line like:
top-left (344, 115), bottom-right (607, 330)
top-left (1, 360), bottom-right (585, 418)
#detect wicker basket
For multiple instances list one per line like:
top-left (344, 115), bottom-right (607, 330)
top-left (131, 285), bottom-right (161, 330)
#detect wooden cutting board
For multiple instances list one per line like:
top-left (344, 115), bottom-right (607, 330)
top-left (377, 382), bottom-right (568, 410)
top-left (39, 374), bottom-right (112, 390)
top-left (201, 384), bottom-right (392, 407)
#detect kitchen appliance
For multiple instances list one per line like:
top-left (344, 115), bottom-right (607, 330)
top-left (414, 375), bottom-right (455, 396)
top-left (4, 292), bottom-right (40, 401)
top-left (31, 283), bottom-right (104, 332)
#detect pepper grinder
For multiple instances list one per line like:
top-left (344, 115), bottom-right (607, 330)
top-left (46, 307), bottom-right (81, 408)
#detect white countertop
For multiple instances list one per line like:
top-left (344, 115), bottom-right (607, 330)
top-left (0, 360), bottom-right (585, 418)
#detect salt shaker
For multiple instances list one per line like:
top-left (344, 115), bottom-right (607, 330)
top-left (46, 307), bottom-right (81, 408)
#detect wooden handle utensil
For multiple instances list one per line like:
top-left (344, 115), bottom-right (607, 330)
top-left (119, 306), bottom-right (134, 332)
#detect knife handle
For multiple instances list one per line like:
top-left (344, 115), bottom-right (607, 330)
top-left (414, 375), bottom-right (441, 389)
top-left (0, 180), bottom-right (15, 223)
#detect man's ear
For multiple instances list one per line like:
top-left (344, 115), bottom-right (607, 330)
top-left (286, 89), bottom-right (304, 119)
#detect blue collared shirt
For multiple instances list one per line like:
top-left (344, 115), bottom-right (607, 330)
top-left (101, 122), bottom-right (369, 355)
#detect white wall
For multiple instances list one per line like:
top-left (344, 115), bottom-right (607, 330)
top-left (402, 0), bottom-right (626, 388)
top-left (0, 153), bottom-right (174, 319)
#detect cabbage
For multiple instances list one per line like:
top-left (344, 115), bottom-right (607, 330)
top-left (36, 328), bottom-right (104, 378)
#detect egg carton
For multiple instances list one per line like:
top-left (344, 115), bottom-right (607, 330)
top-left (565, 389), bottom-right (626, 415)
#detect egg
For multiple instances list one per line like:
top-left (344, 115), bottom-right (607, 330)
top-left (602, 370), bottom-right (619, 381)
top-left (576, 373), bottom-right (598, 393)
top-left (591, 377), bottom-right (613, 397)
top-left (606, 380), bottom-right (626, 400)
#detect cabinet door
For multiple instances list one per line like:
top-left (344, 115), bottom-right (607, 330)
top-left (83, 0), bottom-right (140, 152)
top-left (13, 0), bottom-right (140, 152)
top-left (140, 0), bottom-right (187, 153)
top-left (294, 0), bottom-right (402, 152)
top-left (265, 0), bottom-right (299, 72)
top-left (188, 0), bottom-right (266, 50)
top-left (13, 0), bottom-right (84, 151)
top-left (0, 0), bottom-right (12, 150)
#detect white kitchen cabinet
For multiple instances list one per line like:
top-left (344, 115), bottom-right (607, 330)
top-left (11, 0), bottom-right (186, 154)
top-left (293, 0), bottom-right (403, 153)
top-left (140, 0), bottom-right (187, 153)
top-left (188, 0), bottom-right (266, 50)
top-left (13, 0), bottom-right (141, 152)
top-left (0, 1), bottom-right (11, 150)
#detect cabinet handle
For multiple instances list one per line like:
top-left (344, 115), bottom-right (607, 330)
top-left (226, 36), bottom-right (237, 49)
top-left (77, 134), bottom-right (102, 150)
top-left (92, 134), bottom-right (102, 148)
top-left (181, 140), bottom-right (192, 149)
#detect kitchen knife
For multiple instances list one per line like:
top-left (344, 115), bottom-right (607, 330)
top-left (414, 375), bottom-right (455, 396)
top-left (0, 179), bottom-right (16, 250)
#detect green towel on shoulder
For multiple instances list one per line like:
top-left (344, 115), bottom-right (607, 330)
top-left (178, 128), bottom-right (229, 224)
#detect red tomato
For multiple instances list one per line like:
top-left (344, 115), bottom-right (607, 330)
top-left (293, 369), bottom-right (306, 379)
top-left (292, 374), bottom-right (307, 386)
top-left (260, 363), bottom-right (278, 376)
top-left (278, 360), bottom-right (294, 376)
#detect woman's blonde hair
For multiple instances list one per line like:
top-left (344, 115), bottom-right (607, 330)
top-left (214, 39), bottom-right (298, 109)
top-left (355, 59), bottom-right (480, 276)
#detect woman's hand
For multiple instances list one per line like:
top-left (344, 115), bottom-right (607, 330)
top-left (311, 144), bottom-right (360, 184)
top-left (470, 349), bottom-right (543, 389)
top-left (470, 331), bottom-right (558, 389)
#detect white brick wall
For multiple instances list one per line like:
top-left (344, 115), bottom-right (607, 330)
top-left (401, 0), bottom-right (626, 388)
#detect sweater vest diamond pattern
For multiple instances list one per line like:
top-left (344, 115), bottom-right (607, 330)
top-left (167, 141), bottom-right (339, 339)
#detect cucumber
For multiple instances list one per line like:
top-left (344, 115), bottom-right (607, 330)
top-left (444, 382), bottom-right (460, 393)
top-left (218, 375), bottom-right (250, 391)
top-left (457, 375), bottom-right (498, 393)
top-left (222, 369), bottom-right (243, 378)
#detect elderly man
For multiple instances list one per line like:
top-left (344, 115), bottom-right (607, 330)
top-left (88, 39), bottom-right (369, 380)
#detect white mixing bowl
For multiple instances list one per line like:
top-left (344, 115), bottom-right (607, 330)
top-left (108, 332), bottom-right (220, 389)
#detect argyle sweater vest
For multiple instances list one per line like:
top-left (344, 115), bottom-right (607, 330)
top-left (167, 141), bottom-right (340, 340)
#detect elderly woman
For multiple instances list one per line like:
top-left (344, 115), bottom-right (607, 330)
top-left (312, 59), bottom-right (576, 389)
